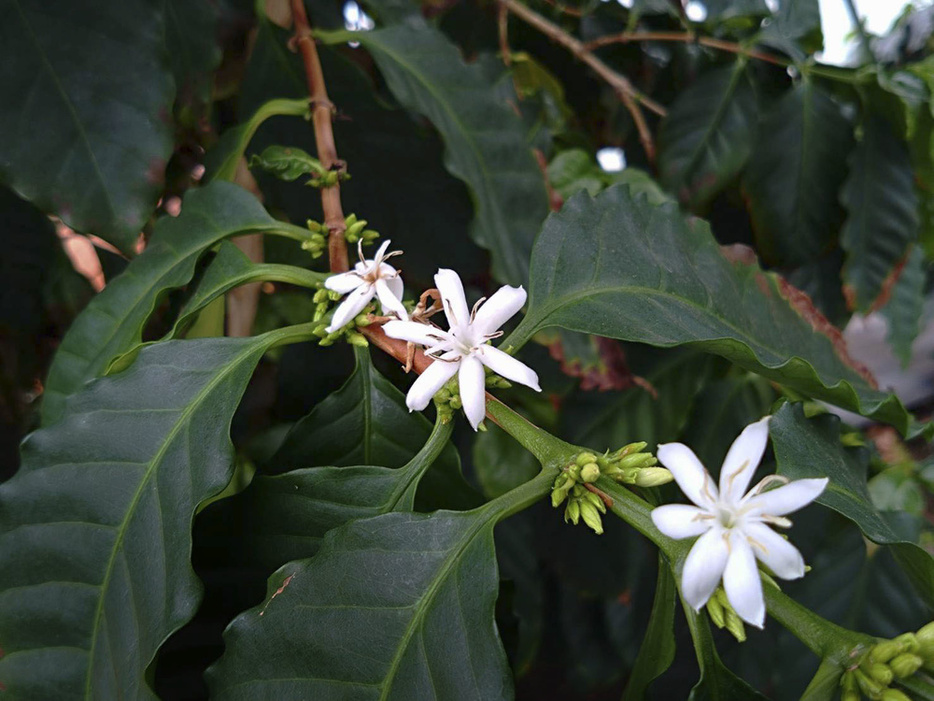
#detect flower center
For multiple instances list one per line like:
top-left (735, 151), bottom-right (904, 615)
top-left (716, 507), bottom-right (739, 529)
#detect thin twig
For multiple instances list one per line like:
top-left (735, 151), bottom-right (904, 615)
top-left (497, 0), bottom-right (664, 162)
top-left (842, 0), bottom-right (875, 62)
top-left (583, 31), bottom-right (790, 67)
top-left (498, 2), bottom-right (512, 67)
top-left (289, 0), bottom-right (349, 272)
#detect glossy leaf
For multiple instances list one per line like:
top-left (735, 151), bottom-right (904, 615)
top-left (0, 0), bottom-right (174, 252)
top-left (658, 63), bottom-right (757, 209)
top-left (270, 348), bottom-right (478, 510)
top-left (744, 79), bottom-right (852, 266)
top-left (508, 185), bottom-right (921, 436)
top-left (622, 557), bottom-right (677, 700)
top-left (881, 245), bottom-right (926, 366)
top-left (248, 145), bottom-right (324, 183)
top-left (474, 422), bottom-right (540, 499)
top-left (200, 418), bottom-right (454, 574)
top-left (0, 327), bottom-right (312, 699)
top-left (41, 182), bottom-right (309, 426)
top-left (760, 0), bottom-right (823, 57)
top-left (770, 402), bottom-right (934, 607)
top-left (840, 116), bottom-right (919, 311)
top-left (164, 0), bottom-right (221, 107)
top-left (316, 22), bottom-right (550, 286)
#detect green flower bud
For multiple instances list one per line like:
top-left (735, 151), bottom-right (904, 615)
top-left (571, 484), bottom-right (586, 498)
top-left (840, 691), bottom-right (860, 701)
top-left (890, 653), bottom-right (923, 678)
top-left (313, 288), bottom-right (329, 303)
top-left (601, 463), bottom-right (622, 477)
top-left (328, 290), bottom-right (342, 301)
top-left (854, 669), bottom-right (884, 698)
top-left (348, 333), bottom-right (369, 348)
top-left (881, 689), bottom-right (912, 701)
top-left (583, 490), bottom-right (606, 514)
top-left (917, 621), bottom-right (934, 645)
top-left (894, 633), bottom-right (919, 654)
top-left (576, 452), bottom-right (598, 467)
top-left (865, 662), bottom-right (893, 686)
top-left (720, 606), bottom-right (746, 643)
top-left (346, 219), bottom-right (368, 237)
top-left (306, 219), bottom-right (324, 233)
top-left (565, 499), bottom-right (581, 525)
top-left (313, 324), bottom-right (329, 337)
top-left (634, 467), bottom-right (674, 488)
top-left (580, 463), bottom-right (601, 483)
top-left (618, 467), bottom-right (640, 484)
top-left (345, 213), bottom-right (358, 226)
top-left (840, 670), bottom-right (858, 693)
top-left (551, 488), bottom-right (569, 508)
top-left (553, 473), bottom-right (570, 490)
top-left (579, 500), bottom-right (604, 535)
top-left (614, 441), bottom-right (647, 458)
top-left (706, 595), bottom-right (726, 629)
top-left (618, 452), bottom-right (657, 470)
top-left (872, 640), bottom-right (904, 664)
top-left (362, 229), bottom-right (380, 242)
top-left (354, 313), bottom-right (371, 327)
top-left (568, 464), bottom-right (582, 482)
top-left (449, 395), bottom-right (462, 410)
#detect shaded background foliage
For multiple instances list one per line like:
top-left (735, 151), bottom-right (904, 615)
top-left (2, 0), bottom-right (934, 699)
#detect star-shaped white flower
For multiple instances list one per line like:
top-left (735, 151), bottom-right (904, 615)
top-left (383, 268), bottom-right (541, 430)
top-left (650, 416), bottom-right (828, 628)
top-left (324, 240), bottom-right (408, 333)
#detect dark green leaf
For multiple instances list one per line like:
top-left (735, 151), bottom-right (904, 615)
top-left (622, 556), bottom-right (677, 700)
top-left (317, 22), bottom-right (550, 286)
top-left (0, 327), bottom-right (311, 699)
top-left (270, 347), bottom-right (478, 510)
top-left (744, 79), bottom-right (852, 266)
top-left (201, 417), bottom-right (454, 574)
top-left (508, 185), bottom-right (921, 436)
top-left (881, 245), bottom-right (926, 366)
top-left (771, 402), bottom-right (934, 608)
top-left (659, 63), bottom-right (757, 209)
top-left (798, 658), bottom-right (843, 701)
top-left (164, 0), bottom-right (221, 108)
top-left (0, 0), bottom-right (174, 252)
top-left (840, 116), bottom-right (919, 311)
top-left (759, 0), bottom-right (823, 57)
top-left (41, 182), bottom-right (309, 426)
top-left (208, 509), bottom-right (514, 699)
top-left (703, 0), bottom-right (768, 22)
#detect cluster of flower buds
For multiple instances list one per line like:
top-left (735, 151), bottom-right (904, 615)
top-left (311, 293), bottom-right (370, 347)
top-left (706, 586), bottom-right (749, 642)
top-left (551, 445), bottom-right (670, 535)
top-left (307, 168), bottom-right (349, 188)
top-left (301, 220), bottom-right (328, 258)
top-left (342, 214), bottom-right (379, 245)
top-left (841, 622), bottom-right (934, 700)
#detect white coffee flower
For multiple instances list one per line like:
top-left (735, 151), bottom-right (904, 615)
top-left (324, 239), bottom-right (407, 333)
top-left (383, 268), bottom-right (541, 430)
top-left (650, 416), bottom-right (827, 628)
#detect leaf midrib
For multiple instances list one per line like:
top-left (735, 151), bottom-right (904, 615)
top-left (82, 339), bottom-right (265, 697)
top-left (378, 514), bottom-right (490, 701)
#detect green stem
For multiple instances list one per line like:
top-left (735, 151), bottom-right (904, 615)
top-left (249, 263), bottom-right (328, 288)
top-left (266, 221), bottom-right (320, 243)
top-left (485, 397), bottom-right (576, 466)
top-left (393, 416), bottom-right (455, 511)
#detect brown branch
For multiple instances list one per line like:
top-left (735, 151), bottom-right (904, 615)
top-left (289, 0), bottom-right (349, 273)
top-left (497, 0), bottom-right (664, 162)
top-left (583, 31), bottom-right (790, 67)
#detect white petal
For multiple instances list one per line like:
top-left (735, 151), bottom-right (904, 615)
top-left (375, 279), bottom-right (408, 320)
top-left (435, 268), bottom-right (471, 329)
top-left (386, 275), bottom-right (405, 307)
top-left (405, 357), bottom-right (459, 411)
top-left (651, 504), bottom-right (713, 540)
top-left (719, 416), bottom-right (770, 504)
top-left (746, 478), bottom-right (828, 517)
top-left (326, 284), bottom-right (374, 333)
top-left (681, 527), bottom-right (729, 611)
top-left (472, 285), bottom-right (527, 337)
top-left (372, 239), bottom-right (392, 262)
top-left (744, 522), bottom-right (805, 580)
top-left (723, 533), bottom-right (765, 628)
top-left (383, 320), bottom-right (449, 347)
top-left (458, 354), bottom-right (486, 430)
top-left (477, 346), bottom-right (541, 391)
top-left (657, 443), bottom-right (718, 509)
top-left (325, 271), bottom-right (364, 294)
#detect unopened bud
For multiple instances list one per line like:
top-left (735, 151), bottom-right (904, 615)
top-left (449, 395), bottom-right (462, 410)
top-left (568, 464), bottom-right (581, 482)
top-left (565, 499), bottom-right (580, 525)
top-left (580, 463), bottom-right (600, 483)
top-left (618, 452), bottom-right (656, 470)
top-left (865, 662), bottom-right (893, 686)
top-left (345, 213), bottom-right (358, 226)
top-left (917, 622), bottom-right (934, 645)
top-left (583, 490), bottom-right (606, 513)
top-left (552, 488), bottom-right (569, 508)
top-left (724, 608), bottom-right (746, 643)
top-left (854, 669), bottom-right (883, 698)
top-left (354, 313), bottom-right (371, 327)
top-left (634, 467), bottom-right (673, 488)
top-left (614, 441), bottom-right (647, 458)
top-left (579, 500), bottom-right (604, 535)
top-left (890, 653), bottom-right (923, 678)
top-left (894, 633), bottom-right (919, 654)
top-left (313, 288), bottom-right (329, 303)
top-left (362, 229), bottom-right (379, 242)
top-left (306, 219), bottom-right (323, 233)
top-left (346, 220), bottom-right (368, 238)
top-left (348, 333), bottom-right (368, 348)
top-left (313, 324), bottom-right (329, 337)
top-left (872, 640), bottom-right (904, 664)
top-left (576, 452), bottom-right (598, 467)
top-left (706, 595), bottom-right (725, 629)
